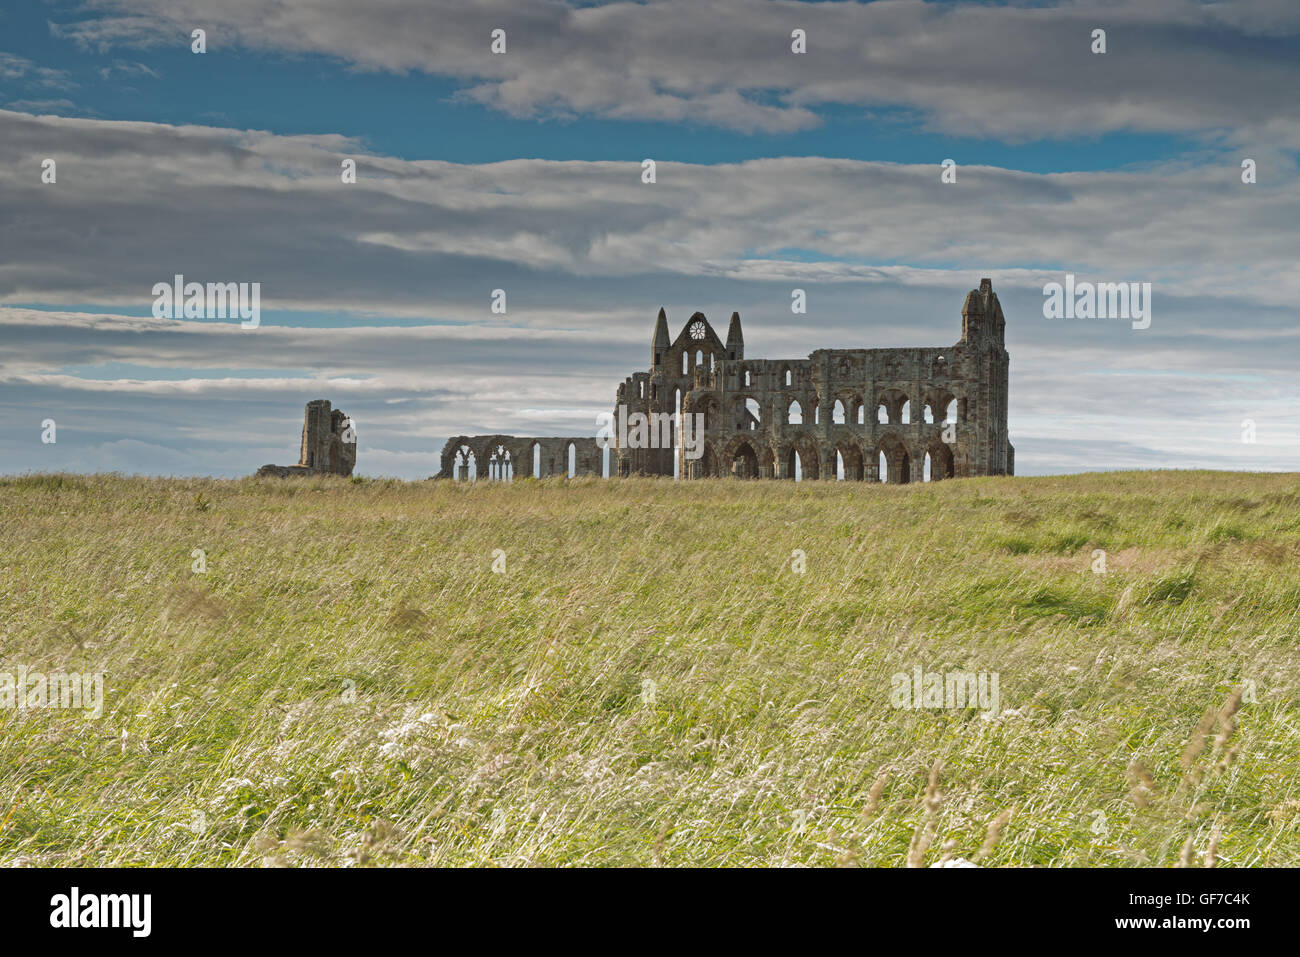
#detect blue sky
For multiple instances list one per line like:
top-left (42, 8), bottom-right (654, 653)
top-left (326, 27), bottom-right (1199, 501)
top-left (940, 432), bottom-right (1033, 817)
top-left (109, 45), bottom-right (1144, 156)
top-left (4, 0), bottom-right (1204, 170)
top-left (2, 0), bottom-right (1299, 477)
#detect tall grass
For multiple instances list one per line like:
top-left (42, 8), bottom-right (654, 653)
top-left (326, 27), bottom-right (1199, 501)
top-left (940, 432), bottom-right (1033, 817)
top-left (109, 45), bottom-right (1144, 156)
top-left (0, 470), bottom-right (1296, 866)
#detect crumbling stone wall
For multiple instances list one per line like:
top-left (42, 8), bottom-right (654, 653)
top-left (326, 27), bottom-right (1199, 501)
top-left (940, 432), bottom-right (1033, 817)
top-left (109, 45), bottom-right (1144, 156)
top-left (437, 279), bottom-right (1013, 484)
top-left (257, 399), bottom-right (357, 478)
top-left (435, 435), bottom-right (602, 479)
top-left (613, 279), bottom-right (1013, 482)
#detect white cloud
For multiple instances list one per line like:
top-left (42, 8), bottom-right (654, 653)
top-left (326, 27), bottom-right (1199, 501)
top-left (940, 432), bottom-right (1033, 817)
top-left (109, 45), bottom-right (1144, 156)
top-left (0, 51), bottom-right (74, 88)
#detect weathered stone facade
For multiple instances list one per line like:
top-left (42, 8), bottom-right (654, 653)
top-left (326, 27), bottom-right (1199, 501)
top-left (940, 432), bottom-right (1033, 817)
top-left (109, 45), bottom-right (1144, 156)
top-left (615, 278), bottom-right (1012, 481)
top-left (257, 399), bottom-right (357, 478)
top-left (438, 279), bottom-right (1012, 482)
top-left (436, 436), bottom-right (602, 480)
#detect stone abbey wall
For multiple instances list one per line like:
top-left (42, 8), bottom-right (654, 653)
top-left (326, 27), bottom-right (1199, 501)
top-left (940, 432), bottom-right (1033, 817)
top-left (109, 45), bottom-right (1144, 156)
top-left (614, 278), bottom-right (1013, 481)
top-left (436, 278), bottom-right (1013, 483)
top-left (435, 436), bottom-right (602, 480)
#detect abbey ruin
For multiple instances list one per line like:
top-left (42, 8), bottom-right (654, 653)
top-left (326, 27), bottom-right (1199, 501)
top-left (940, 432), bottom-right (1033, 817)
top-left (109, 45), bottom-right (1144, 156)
top-left (257, 399), bottom-right (357, 478)
top-left (438, 279), bottom-right (1013, 483)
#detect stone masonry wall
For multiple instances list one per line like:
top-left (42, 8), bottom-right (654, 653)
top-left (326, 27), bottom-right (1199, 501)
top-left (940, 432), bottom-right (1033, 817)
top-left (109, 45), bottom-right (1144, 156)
top-left (256, 399), bottom-right (357, 478)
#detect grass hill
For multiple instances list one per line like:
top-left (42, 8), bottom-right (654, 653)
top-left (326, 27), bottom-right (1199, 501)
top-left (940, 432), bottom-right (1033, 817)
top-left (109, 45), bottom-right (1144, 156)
top-left (1, 470), bottom-right (1297, 866)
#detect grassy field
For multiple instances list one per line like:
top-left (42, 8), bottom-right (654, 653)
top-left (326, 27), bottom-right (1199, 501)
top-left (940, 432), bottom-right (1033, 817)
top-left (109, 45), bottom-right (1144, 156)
top-left (1, 470), bottom-right (1297, 867)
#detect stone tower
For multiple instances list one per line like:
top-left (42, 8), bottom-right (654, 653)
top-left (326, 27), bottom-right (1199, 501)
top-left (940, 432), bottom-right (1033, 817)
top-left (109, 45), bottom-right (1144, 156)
top-left (725, 311), bottom-right (744, 361)
top-left (256, 399), bottom-right (357, 477)
top-left (299, 399), bottom-right (356, 474)
top-left (652, 307), bottom-right (670, 369)
top-left (957, 279), bottom-right (1013, 477)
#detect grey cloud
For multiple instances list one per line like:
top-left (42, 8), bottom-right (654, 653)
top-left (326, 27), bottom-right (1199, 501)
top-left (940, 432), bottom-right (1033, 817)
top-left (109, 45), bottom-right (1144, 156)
top-left (47, 0), bottom-right (1300, 142)
top-left (2, 111), bottom-right (1299, 315)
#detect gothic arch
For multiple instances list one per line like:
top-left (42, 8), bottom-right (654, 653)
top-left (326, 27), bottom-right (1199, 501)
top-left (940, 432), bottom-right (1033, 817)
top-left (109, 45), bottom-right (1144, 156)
top-left (441, 435), bottom-right (472, 478)
top-left (724, 434), bottom-right (761, 478)
top-left (523, 439), bottom-right (543, 478)
top-left (781, 433), bottom-right (821, 481)
top-left (834, 438), bottom-right (865, 481)
top-left (454, 442), bottom-right (479, 481)
top-left (924, 388), bottom-right (957, 425)
top-left (876, 431), bottom-right (911, 485)
top-left (730, 394), bottom-right (760, 431)
top-left (877, 389), bottom-right (909, 425)
top-left (924, 438), bottom-right (955, 481)
top-left (487, 443), bottom-right (514, 481)
top-left (843, 392), bottom-right (866, 426)
top-left (695, 440), bottom-right (721, 478)
top-left (684, 392), bottom-right (720, 432)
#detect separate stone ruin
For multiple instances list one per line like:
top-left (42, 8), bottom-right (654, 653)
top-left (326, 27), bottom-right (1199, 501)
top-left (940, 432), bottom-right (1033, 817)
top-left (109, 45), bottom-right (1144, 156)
top-left (256, 399), bottom-right (357, 478)
top-left (436, 436), bottom-right (602, 480)
top-left (438, 279), bottom-right (1013, 483)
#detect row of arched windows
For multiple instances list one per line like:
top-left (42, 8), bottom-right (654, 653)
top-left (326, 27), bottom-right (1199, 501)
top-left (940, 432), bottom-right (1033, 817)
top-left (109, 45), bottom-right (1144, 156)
top-left (452, 442), bottom-right (614, 481)
top-left (770, 444), bottom-right (953, 484)
top-left (734, 362), bottom-right (953, 392)
top-left (681, 349), bottom-right (714, 375)
top-left (780, 397), bottom-right (957, 426)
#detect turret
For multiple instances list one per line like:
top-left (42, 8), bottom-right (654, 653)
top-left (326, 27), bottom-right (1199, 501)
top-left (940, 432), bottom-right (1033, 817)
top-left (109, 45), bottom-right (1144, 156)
top-left (652, 307), bottom-right (670, 368)
top-left (961, 278), bottom-right (1005, 346)
top-left (957, 279), bottom-right (1012, 478)
top-left (725, 311), bottom-right (744, 361)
